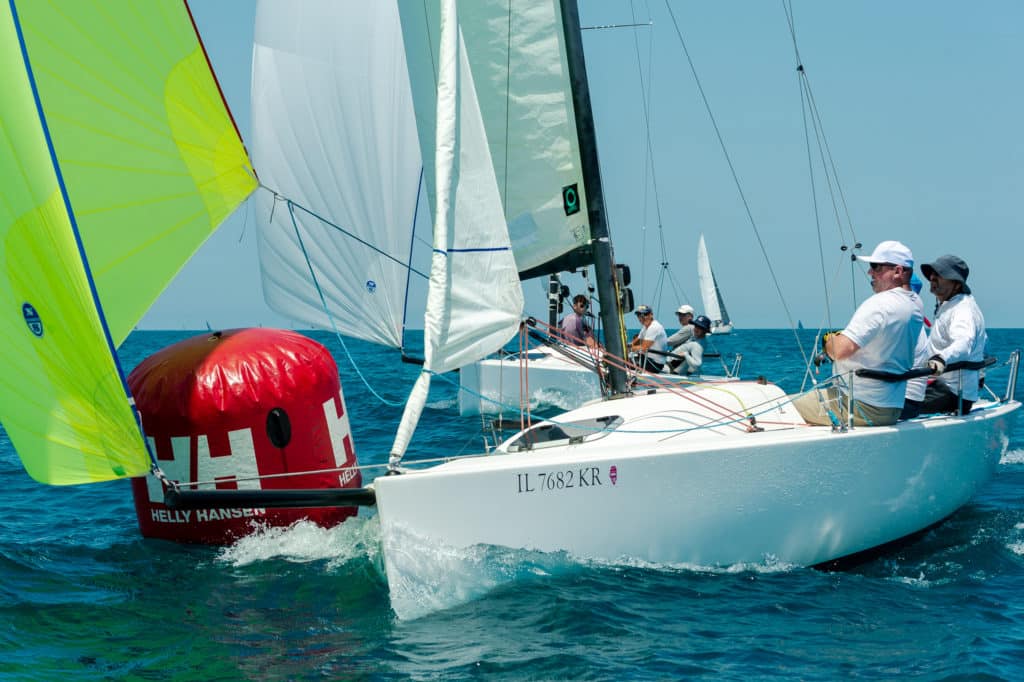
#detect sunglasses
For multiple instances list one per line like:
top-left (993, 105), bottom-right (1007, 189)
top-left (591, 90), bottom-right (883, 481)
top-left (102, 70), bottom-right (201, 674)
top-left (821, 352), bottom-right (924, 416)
top-left (869, 262), bottom-right (898, 271)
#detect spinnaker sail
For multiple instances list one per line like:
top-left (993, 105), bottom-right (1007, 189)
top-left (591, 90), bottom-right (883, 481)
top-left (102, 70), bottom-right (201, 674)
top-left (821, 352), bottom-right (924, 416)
top-left (0, 0), bottom-right (256, 484)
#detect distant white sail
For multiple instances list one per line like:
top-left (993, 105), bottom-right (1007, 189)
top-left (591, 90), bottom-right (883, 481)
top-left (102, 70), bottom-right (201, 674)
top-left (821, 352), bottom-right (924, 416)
top-left (697, 233), bottom-right (733, 334)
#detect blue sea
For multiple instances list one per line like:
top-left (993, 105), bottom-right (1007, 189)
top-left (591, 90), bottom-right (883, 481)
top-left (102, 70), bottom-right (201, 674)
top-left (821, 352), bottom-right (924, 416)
top-left (2, 328), bottom-right (1023, 680)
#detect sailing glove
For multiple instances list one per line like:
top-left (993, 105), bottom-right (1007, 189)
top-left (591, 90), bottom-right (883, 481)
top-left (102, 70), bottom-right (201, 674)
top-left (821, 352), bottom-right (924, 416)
top-left (928, 354), bottom-right (946, 376)
top-left (820, 331), bottom-right (841, 356)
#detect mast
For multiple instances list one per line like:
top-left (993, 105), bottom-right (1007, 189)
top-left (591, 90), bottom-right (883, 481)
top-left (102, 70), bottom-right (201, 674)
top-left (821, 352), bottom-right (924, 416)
top-left (559, 0), bottom-right (629, 396)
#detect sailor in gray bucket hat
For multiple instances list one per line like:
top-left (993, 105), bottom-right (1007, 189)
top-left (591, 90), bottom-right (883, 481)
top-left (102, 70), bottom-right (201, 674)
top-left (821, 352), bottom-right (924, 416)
top-left (921, 254), bottom-right (971, 296)
top-left (918, 254), bottom-right (987, 415)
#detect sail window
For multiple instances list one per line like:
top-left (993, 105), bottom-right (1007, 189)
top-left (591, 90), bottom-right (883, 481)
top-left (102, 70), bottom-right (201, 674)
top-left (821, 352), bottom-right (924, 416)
top-left (505, 415), bottom-right (623, 452)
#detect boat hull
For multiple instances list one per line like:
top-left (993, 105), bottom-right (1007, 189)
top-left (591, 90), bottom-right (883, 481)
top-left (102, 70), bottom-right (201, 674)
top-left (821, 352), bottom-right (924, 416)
top-left (377, 388), bottom-right (1018, 578)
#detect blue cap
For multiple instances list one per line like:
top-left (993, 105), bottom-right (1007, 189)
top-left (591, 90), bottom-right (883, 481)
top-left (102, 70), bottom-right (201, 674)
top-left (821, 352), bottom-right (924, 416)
top-left (910, 273), bottom-right (923, 294)
top-left (693, 315), bottom-right (712, 331)
top-left (635, 305), bottom-right (652, 315)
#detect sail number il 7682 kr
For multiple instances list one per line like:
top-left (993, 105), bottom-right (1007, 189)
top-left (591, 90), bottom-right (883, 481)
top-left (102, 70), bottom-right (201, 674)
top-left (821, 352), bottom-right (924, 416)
top-left (515, 467), bottom-right (603, 494)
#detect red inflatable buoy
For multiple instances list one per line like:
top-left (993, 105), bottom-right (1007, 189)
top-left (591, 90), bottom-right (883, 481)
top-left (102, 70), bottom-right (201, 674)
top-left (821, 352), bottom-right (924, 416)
top-left (128, 328), bottom-right (361, 544)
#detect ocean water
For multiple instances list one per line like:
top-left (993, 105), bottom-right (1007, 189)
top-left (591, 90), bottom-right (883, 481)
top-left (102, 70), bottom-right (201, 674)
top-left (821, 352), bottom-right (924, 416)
top-left (2, 328), bottom-right (1023, 680)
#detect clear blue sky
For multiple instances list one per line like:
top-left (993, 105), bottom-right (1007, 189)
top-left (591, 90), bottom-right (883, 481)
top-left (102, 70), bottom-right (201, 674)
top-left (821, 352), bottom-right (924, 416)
top-left (141, 1), bottom-right (1023, 330)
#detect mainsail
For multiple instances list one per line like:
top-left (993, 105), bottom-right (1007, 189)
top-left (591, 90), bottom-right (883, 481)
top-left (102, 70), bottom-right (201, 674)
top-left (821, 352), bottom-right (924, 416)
top-left (399, 0), bottom-right (595, 280)
top-left (0, 0), bottom-right (256, 484)
top-left (697, 233), bottom-right (731, 330)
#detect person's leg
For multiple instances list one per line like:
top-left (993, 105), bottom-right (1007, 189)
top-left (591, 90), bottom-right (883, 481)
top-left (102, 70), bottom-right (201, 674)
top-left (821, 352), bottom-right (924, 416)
top-left (899, 399), bottom-right (923, 420)
top-left (792, 387), bottom-right (843, 426)
top-left (850, 400), bottom-right (901, 426)
top-left (920, 381), bottom-right (960, 414)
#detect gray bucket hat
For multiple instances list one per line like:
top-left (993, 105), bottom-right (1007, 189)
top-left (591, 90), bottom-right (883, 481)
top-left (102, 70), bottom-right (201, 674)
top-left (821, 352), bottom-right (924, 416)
top-left (921, 254), bottom-right (971, 295)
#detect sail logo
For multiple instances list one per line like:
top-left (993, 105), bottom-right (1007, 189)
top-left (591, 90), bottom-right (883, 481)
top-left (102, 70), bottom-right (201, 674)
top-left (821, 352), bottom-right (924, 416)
top-left (366, 280), bottom-right (377, 294)
top-left (562, 183), bottom-right (580, 216)
top-left (22, 303), bottom-right (43, 337)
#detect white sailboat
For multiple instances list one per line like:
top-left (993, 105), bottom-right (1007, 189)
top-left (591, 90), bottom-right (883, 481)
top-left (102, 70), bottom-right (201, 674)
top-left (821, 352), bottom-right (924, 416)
top-left (697, 233), bottom-right (733, 334)
top-left (237, 0), bottom-right (1017, 596)
top-left (2, 0), bottom-right (1019, 621)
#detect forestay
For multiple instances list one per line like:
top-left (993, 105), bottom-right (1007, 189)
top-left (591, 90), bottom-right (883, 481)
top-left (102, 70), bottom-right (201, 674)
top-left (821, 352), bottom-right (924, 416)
top-left (398, 0), bottom-right (594, 279)
top-left (252, 0), bottom-right (422, 348)
top-left (0, 0), bottom-right (256, 484)
top-left (390, 0), bottom-right (524, 464)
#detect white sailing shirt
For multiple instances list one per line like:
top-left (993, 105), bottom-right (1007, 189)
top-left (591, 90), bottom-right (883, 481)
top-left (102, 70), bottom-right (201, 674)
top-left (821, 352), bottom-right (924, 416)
top-left (834, 287), bottom-right (924, 409)
top-left (927, 293), bottom-right (987, 401)
top-left (638, 319), bottom-right (668, 365)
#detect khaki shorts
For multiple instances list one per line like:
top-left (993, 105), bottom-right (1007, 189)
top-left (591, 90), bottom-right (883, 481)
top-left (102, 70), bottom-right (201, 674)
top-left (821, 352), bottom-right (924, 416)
top-left (791, 386), bottom-right (902, 427)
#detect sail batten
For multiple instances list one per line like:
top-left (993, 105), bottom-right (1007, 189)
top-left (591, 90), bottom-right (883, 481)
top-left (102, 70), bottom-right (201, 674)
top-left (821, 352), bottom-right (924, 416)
top-left (0, 0), bottom-right (256, 485)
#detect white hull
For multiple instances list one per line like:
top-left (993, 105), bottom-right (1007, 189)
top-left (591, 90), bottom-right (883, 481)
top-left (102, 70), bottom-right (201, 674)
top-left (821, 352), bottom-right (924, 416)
top-left (458, 345), bottom-right (736, 415)
top-left (711, 323), bottom-right (733, 335)
top-left (377, 384), bottom-right (1018, 583)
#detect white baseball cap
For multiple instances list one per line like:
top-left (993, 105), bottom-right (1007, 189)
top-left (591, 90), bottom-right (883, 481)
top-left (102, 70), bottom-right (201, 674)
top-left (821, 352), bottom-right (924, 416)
top-left (855, 240), bottom-right (914, 268)
top-left (675, 304), bottom-right (694, 316)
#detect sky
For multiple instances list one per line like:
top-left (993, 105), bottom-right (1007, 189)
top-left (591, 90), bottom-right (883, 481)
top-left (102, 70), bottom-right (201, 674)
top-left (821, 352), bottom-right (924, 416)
top-left (141, 1), bottom-right (1024, 330)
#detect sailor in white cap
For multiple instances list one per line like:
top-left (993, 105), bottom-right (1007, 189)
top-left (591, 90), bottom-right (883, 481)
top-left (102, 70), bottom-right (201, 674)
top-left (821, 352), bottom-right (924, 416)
top-left (792, 240), bottom-right (924, 426)
top-left (918, 254), bottom-right (987, 415)
top-left (664, 304), bottom-right (696, 372)
top-left (629, 305), bottom-right (668, 373)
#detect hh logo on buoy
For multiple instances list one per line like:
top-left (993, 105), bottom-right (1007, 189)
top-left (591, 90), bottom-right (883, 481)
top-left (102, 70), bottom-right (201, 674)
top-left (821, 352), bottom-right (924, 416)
top-left (22, 303), bottom-right (43, 337)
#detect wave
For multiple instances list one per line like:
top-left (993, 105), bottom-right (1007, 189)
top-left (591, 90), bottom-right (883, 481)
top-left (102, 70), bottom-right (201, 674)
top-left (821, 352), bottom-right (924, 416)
top-left (1001, 449), bottom-right (1024, 465)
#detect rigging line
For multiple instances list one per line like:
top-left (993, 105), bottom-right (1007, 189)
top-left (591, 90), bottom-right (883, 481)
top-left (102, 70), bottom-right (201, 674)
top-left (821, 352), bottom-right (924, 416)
top-left (582, 21), bottom-right (652, 31)
top-left (799, 79), bottom-right (865, 307)
top-left (285, 201), bottom-right (406, 408)
top-left (800, 71), bottom-right (859, 246)
top-left (400, 167), bottom-right (426, 351)
top-left (630, 0), bottom-right (689, 308)
top-left (258, 183), bottom-right (429, 281)
top-left (785, 1), bottom-right (862, 309)
top-left (799, 251), bottom-right (857, 392)
top-left (502, 1), bottom-right (512, 216)
top-left (630, 1), bottom-right (664, 237)
top-left (803, 76), bottom-right (850, 248)
top-left (662, 1), bottom-right (809, 367)
top-left (797, 69), bottom-right (833, 329)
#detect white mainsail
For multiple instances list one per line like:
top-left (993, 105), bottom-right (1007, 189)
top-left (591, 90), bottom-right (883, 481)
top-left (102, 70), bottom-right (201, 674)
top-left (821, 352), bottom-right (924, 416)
top-left (252, 0), bottom-right (423, 348)
top-left (398, 0), bottom-right (594, 278)
top-left (389, 0), bottom-right (524, 463)
top-left (697, 233), bottom-right (732, 333)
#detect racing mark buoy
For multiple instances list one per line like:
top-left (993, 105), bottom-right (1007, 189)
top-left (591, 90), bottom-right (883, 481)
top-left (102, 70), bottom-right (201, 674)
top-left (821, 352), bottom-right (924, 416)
top-left (127, 328), bottom-right (361, 544)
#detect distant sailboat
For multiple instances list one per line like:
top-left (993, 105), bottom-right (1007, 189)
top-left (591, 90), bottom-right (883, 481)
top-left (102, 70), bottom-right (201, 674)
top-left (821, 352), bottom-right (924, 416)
top-left (696, 233), bottom-right (733, 334)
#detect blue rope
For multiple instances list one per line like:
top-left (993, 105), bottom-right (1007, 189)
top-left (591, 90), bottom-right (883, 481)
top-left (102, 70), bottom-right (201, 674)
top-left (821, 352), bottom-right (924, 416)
top-left (287, 201), bottom-right (406, 408)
